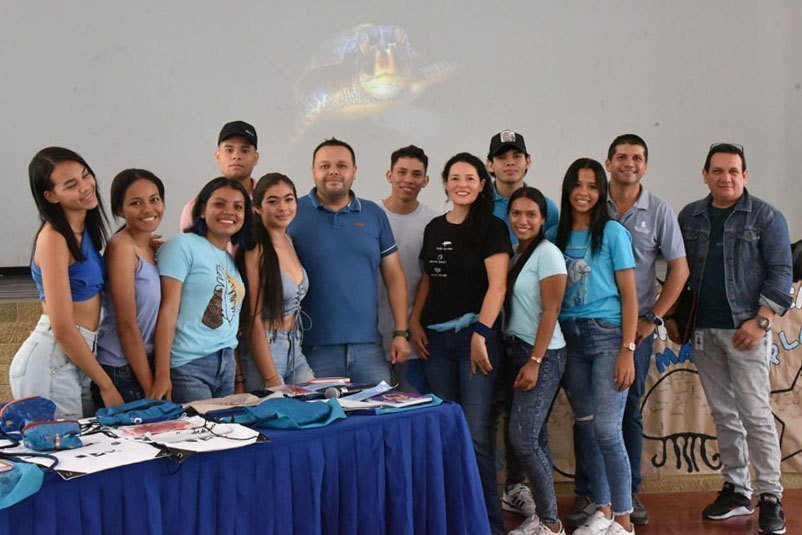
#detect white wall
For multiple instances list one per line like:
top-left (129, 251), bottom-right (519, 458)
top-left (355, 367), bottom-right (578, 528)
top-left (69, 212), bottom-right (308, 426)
top-left (1, 0), bottom-right (800, 266)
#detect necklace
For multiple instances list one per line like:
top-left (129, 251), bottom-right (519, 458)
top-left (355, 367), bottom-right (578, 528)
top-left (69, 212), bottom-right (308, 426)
top-left (201, 236), bottom-right (232, 329)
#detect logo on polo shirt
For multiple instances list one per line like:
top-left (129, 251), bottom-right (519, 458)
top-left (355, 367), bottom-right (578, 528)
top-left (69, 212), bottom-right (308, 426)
top-left (634, 220), bottom-right (651, 235)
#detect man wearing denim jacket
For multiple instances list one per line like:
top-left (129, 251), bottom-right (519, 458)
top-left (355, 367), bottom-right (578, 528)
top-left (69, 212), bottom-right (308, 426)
top-left (669, 143), bottom-right (792, 535)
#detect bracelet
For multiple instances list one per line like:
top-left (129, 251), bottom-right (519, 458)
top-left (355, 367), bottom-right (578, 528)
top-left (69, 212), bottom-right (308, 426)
top-left (264, 374), bottom-right (279, 383)
top-left (235, 379), bottom-right (244, 384)
top-left (472, 321), bottom-right (493, 338)
top-left (529, 354), bottom-right (544, 364)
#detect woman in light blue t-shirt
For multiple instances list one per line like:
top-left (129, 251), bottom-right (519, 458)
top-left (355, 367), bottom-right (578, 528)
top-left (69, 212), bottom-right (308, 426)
top-left (550, 158), bottom-right (637, 535)
top-left (502, 187), bottom-right (567, 535)
top-left (152, 177), bottom-right (252, 403)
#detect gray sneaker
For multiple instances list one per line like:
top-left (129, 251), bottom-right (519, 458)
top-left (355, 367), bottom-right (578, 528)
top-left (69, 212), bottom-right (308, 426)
top-left (630, 495), bottom-right (649, 525)
top-left (565, 495), bottom-right (596, 527)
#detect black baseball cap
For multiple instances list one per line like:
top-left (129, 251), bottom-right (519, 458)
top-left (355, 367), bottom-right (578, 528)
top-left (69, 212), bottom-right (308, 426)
top-left (488, 130), bottom-right (527, 159)
top-left (218, 121), bottom-right (257, 149)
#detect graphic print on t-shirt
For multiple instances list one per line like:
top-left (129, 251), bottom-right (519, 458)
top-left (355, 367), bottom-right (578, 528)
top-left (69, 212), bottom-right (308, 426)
top-left (201, 265), bottom-right (244, 329)
top-left (428, 240), bottom-right (453, 278)
top-left (564, 242), bottom-right (591, 308)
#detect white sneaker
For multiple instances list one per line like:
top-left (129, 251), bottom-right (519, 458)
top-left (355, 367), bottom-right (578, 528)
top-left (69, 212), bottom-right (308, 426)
top-left (572, 511), bottom-right (614, 535)
top-left (502, 483), bottom-right (537, 517)
top-left (605, 520), bottom-right (634, 534)
top-left (509, 516), bottom-right (565, 535)
top-left (508, 514), bottom-right (539, 535)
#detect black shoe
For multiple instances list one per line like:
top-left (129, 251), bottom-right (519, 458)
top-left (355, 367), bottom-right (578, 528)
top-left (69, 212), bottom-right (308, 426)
top-left (630, 494), bottom-right (649, 525)
top-left (758, 493), bottom-right (786, 534)
top-left (564, 494), bottom-right (596, 527)
top-left (702, 482), bottom-right (754, 520)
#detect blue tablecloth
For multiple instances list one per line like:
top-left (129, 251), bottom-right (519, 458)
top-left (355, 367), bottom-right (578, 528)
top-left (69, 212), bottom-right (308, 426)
top-left (0, 402), bottom-right (489, 535)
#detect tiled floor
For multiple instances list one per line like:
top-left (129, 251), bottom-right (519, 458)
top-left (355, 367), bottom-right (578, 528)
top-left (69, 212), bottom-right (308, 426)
top-left (504, 490), bottom-right (801, 534)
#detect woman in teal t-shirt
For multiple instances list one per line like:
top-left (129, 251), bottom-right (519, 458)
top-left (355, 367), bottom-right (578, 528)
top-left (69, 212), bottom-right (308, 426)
top-left (152, 177), bottom-right (251, 403)
top-left (550, 158), bottom-right (637, 535)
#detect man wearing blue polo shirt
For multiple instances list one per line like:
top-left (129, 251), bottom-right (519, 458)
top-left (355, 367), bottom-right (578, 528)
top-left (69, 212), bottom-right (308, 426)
top-left (288, 138), bottom-right (411, 383)
top-left (486, 129), bottom-right (560, 518)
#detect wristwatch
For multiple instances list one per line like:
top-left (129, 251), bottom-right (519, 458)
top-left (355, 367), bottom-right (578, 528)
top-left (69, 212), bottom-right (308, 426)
top-left (393, 330), bottom-right (411, 340)
top-left (529, 354), bottom-right (544, 364)
top-left (645, 311), bottom-right (663, 326)
top-left (755, 315), bottom-right (772, 332)
top-left (622, 342), bottom-right (637, 351)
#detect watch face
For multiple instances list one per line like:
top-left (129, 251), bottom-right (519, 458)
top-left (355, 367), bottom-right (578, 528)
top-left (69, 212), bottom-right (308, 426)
top-left (756, 316), bottom-right (771, 331)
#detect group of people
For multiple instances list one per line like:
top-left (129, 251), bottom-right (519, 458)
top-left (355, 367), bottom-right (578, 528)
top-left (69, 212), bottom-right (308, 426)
top-left (9, 121), bottom-right (793, 535)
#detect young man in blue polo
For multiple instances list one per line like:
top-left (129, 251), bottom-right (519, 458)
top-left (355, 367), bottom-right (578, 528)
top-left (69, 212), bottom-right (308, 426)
top-left (288, 138), bottom-right (411, 383)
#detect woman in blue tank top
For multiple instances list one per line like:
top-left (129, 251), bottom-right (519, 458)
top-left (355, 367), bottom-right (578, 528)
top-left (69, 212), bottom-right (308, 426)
top-left (94, 169), bottom-right (164, 403)
top-left (238, 173), bottom-right (314, 389)
top-left (10, 147), bottom-right (123, 418)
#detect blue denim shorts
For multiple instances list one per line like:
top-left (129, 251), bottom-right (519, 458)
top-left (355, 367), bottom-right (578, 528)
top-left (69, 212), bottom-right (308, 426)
top-left (9, 315), bottom-right (95, 419)
top-left (170, 347), bottom-right (235, 404)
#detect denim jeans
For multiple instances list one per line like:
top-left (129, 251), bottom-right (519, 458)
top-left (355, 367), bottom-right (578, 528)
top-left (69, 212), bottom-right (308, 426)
top-left (562, 317), bottom-right (632, 515)
top-left (91, 363), bottom-right (147, 408)
top-left (424, 326), bottom-right (502, 533)
top-left (170, 347), bottom-right (235, 404)
top-left (303, 342), bottom-right (390, 384)
top-left (623, 335), bottom-right (653, 494)
top-left (393, 359), bottom-right (429, 394)
top-left (693, 328), bottom-right (782, 497)
top-left (9, 315), bottom-right (95, 419)
top-left (576, 335), bottom-right (653, 497)
top-left (504, 335), bottom-right (566, 525)
top-left (492, 342), bottom-right (525, 487)
top-left (240, 328), bottom-right (315, 391)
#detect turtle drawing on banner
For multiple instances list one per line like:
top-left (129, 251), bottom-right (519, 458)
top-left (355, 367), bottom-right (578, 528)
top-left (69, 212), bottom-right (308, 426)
top-left (547, 283), bottom-right (802, 483)
top-left (292, 24), bottom-right (460, 142)
top-left (638, 284), bottom-right (802, 479)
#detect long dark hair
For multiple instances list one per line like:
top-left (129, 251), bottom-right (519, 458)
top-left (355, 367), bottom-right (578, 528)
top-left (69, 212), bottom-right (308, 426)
top-left (555, 158), bottom-right (609, 257)
top-left (186, 177), bottom-right (252, 249)
top-left (109, 168), bottom-right (165, 231)
top-left (240, 173), bottom-right (298, 329)
top-left (504, 187), bottom-right (548, 318)
top-left (441, 152), bottom-right (494, 245)
top-left (29, 147), bottom-right (109, 261)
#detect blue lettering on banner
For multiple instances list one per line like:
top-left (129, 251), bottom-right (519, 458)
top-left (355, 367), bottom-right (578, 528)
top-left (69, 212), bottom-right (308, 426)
top-left (655, 344), bottom-right (694, 373)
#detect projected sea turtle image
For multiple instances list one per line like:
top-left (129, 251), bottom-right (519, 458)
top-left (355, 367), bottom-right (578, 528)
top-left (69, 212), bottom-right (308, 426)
top-left (292, 23), bottom-right (459, 141)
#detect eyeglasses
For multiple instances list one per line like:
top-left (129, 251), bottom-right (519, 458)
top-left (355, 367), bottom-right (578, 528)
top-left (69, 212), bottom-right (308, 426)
top-left (709, 143), bottom-right (744, 155)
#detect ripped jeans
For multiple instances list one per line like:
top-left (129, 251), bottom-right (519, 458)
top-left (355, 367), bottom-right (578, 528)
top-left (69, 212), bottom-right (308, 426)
top-left (561, 317), bottom-right (632, 516)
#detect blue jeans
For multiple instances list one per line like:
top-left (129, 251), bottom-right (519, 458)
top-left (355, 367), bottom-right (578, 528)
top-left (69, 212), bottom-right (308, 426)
top-left (574, 335), bottom-right (653, 497)
top-left (303, 343), bottom-right (390, 384)
top-left (170, 347), bottom-right (235, 404)
top-left (424, 327), bottom-right (502, 533)
top-left (91, 363), bottom-right (147, 407)
top-left (562, 318), bottom-right (632, 515)
top-left (504, 336), bottom-right (566, 525)
top-left (240, 328), bottom-right (315, 391)
top-left (393, 359), bottom-right (429, 394)
top-left (624, 335), bottom-right (653, 494)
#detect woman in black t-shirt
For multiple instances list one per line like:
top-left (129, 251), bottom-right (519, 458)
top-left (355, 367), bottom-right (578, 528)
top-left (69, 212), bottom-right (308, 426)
top-left (410, 152), bottom-right (512, 534)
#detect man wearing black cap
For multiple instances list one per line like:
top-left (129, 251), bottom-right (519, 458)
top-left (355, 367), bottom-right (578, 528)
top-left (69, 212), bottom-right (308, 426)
top-left (179, 120), bottom-right (260, 230)
top-left (487, 130), bottom-right (559, 246)
top-left (487, 129), bottom-right (560, 519)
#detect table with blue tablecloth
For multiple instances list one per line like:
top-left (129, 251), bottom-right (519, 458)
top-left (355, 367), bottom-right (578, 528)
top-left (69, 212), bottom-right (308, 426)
top-left (0, 402), bottom-right (489, 535)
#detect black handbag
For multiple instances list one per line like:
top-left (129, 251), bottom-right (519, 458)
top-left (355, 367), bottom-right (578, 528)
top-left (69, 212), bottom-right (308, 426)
top-left (672, 285), bottom-right (698, 344)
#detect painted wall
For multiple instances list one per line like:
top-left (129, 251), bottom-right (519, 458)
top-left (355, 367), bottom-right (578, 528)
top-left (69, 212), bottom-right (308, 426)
top-left (1, 1), bottom-right (800, 266)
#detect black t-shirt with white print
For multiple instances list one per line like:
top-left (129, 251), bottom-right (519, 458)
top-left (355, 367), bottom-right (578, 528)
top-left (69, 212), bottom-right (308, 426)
top-left (419, 214), bottom-right (512, 326)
